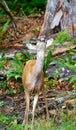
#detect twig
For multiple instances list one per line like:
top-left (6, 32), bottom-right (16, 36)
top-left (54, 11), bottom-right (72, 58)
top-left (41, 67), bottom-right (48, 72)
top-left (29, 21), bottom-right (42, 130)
top-left (0, 0), bottom-right (18, 37)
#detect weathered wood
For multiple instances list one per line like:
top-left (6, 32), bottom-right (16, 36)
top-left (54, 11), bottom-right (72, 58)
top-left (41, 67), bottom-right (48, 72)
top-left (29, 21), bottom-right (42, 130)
top-left (40, 0), bottom-right (76, 37)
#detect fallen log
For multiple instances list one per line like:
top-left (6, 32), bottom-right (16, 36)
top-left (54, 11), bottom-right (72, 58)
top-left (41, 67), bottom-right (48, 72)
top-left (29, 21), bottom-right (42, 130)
top-left (36, 92), bottom-right (75, 115)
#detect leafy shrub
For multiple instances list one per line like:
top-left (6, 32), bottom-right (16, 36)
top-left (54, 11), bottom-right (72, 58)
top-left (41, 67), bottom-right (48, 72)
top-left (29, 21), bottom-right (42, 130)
top-left (44, 30), bottom-right (76, 91)
top-left (71, 38), bottom-right (76, 44)
top-left (6, 89), bottom-right (14, 95)
top-left (0, 112), bottom-right (24, 130)
top-left (6, 56), bottom-right (23, 80)
top-left (0, 101), bottom-right (4, 107)
top-left (5, 51), bottom-right (34, 80)
top-left (56, 51), bottom-right (76, 90)
top-left (44, 30), bottom-right (70, 72)
top-left (43, 45), bottom-right (54, 72)
top-left (54, 30), bottom-right (70, 44)
top-left (0, 81), bottom-right (7, 90)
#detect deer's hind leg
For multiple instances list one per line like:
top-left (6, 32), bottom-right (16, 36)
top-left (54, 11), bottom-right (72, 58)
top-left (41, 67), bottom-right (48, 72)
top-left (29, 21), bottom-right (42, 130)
top-left (43, 90), bottom-right (49, 120)
top-left (23, 91), bottom-right (30, 125)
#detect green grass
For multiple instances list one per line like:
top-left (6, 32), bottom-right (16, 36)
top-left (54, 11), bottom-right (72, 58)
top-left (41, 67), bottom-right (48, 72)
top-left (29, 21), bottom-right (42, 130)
top-left (34, 117), bottom-right (76, 130)
top-left (54, 30), bottom-right (70, 44)
top-left (0, 111), bottom-right (76, 130)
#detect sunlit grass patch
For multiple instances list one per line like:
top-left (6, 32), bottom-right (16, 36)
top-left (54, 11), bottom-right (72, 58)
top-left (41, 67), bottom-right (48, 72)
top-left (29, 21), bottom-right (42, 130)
top-left (34, 115), bottom-right (76, 130)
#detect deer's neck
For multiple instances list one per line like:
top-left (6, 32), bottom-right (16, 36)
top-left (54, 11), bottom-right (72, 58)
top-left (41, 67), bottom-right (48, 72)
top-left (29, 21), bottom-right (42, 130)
top-left (36, 50), bottom-right (45, 73)
top-left (33, 42), bottom-right (46, 75)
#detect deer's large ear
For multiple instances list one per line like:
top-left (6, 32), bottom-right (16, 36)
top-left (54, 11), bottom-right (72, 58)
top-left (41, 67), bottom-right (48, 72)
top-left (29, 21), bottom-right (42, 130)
top-left (46, 38), bottom-right (53, 49)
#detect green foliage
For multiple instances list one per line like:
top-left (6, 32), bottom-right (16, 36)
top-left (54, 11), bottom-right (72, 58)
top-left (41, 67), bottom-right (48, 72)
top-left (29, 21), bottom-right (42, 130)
top-left (6, 89), bottom-right (14, 95)
top-left (8, 122), bottom-right (24, 130)
top-left (0, 112), bottom-right (9, 124)
top-left (0, 101), bottom-right (4, 107)
top-left (16, 51), bottom-right (34, 62)
top-left (71, 38), bottom-right (76, 44)
top-left (72, 84), bottom-right (76, 90)
top-left (43, 45), bottom-right (54, 72)
top-left (0, 111), bottom-right (76, 130)
top-left (2, 19), bottom-right (10, 33)
top-left (0, 81), bottom-right (7, 90)
top-left (43, 30), bottom-right (76, 91)
top-left (69, 73), bottom-right (76, 90)
top-left (50, 70), bottom-right (59, 87)
top-left (43, 30), bottom-right (70, 73)
top-left (0, 51), bottom-right (34, 94)
top-left (0, 15), bottom-right (10, 38)
top-left (44, 70), bottom-right (59, 89)
top-left (0, 53), bottom-right (7, 70)
top-left (55, 51), bottom-right (76, 90)
top-left (0, 112), bottom-right (24, 130)
top-left (16, 85), bottom-right (24, 93)
top-left (5, 0), bottom-right (46, 15)
top-left (6, 56), bottom-right (23, 80)
top-left (34, 118), bottom-right (76, 130)
top-left (54, 30), bottom-right (70, 44)
top-left (5, 51), bottom-right (34, 80)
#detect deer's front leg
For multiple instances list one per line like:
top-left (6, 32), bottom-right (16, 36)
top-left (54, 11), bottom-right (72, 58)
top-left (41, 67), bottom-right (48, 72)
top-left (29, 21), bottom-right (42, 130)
top-left (31, 94), bottom-right (38, 130)
top-left (23, 91), bottom-right (30, 125)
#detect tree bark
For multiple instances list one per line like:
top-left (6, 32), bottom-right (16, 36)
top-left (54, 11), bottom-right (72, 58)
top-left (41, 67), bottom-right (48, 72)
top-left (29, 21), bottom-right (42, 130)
top-left (40, 0), bottom-right (76, 37)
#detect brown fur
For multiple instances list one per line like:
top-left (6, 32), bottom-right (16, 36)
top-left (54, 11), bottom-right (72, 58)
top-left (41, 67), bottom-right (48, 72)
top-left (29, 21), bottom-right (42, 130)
top-left (22, 60), bottom-right (44, 93)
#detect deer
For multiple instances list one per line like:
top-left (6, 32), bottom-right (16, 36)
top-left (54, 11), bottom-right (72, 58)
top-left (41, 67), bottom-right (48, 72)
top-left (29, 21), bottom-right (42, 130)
top-left (22, 35), bottom-right (49, 130)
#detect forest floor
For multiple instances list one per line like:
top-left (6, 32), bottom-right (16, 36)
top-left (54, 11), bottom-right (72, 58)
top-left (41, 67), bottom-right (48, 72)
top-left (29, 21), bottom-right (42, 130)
top-left (0, 13), bottom-right (44, 50)
top-left (0, 14), bottom-right (76, 129)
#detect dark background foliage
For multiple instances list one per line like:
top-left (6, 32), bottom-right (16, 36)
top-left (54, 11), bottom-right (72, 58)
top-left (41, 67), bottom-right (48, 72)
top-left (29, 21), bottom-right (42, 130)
top-left (0, 0), bottom-right (47, 15)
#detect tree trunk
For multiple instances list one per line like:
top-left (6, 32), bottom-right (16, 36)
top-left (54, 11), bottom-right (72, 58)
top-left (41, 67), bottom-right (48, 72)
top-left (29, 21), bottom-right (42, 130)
top-left (40, 0), bottom-right (76, 37)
